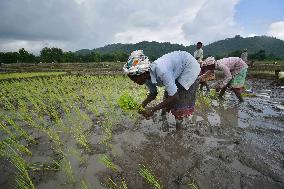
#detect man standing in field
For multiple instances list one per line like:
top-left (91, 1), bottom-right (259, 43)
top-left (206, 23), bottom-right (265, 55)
top-left (194, 42), bottom-right (203, 63)
top-left (194, 42), bottom-right (212, 92)
top-left (123, 50), bottom-right (200, 130)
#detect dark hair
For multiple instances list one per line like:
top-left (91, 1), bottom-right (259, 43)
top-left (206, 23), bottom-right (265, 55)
top-left (197, 42), bottom-right (203, 45)
top-left (128, 74), bottom-right (138, 80)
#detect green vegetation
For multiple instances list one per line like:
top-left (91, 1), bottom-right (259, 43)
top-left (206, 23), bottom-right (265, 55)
top-left (0, 47), bottom-right (129, 64)
top-left (100, 155), bottom-right (118, 172)
top-left (117, 92), bottom-right (145, 111)
top-left (139, 165), bottom-right (162, 189)
top-left (1, 36), bottom-right (283, 64)
top-left (0, 71), bottom-right (274, 188)
top-left (0, 72), bottom-right (66, 80)
top-left (0, 74), bottom-right (147, 188)
top-left (205, 35), bottom-right (284, 59)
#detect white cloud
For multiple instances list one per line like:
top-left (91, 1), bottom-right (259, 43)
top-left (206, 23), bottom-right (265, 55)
top-left (182, 0), bottom-right (241, 44)
top-left (0, 39), bottom-right (71, 55)
top-left (0, 0), bottom-right (242, 53)
top-left (247, 33), bottom-right (257, 37)
top-left (267, 21), bottom-right (284, 40)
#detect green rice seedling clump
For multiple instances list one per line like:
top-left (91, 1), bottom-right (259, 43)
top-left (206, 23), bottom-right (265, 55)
top-left (117, 93), bottom-right (144, 112)
top-left (139, 165), bottom-right (162, 189)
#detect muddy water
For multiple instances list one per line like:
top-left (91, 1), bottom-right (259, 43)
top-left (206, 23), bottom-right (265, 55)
top-left (99, 79), bottom-right (283, 189)
top-left (1, 79), bottom-right (284, 189)
top-left (33, 80), bottom-right (284, 188)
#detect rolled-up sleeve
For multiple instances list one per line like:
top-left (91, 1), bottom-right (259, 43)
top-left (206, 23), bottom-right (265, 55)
top-left (218, 64), bottom-right (232, 87)
top-left (160, 73), bottom-right (177, 96)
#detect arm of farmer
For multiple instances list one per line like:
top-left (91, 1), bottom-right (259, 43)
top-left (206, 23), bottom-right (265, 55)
top-left (218, 65), bottom-right (232, 89)
top-left (142, 74), bottom-right (178, 118)
top-left (141, 80), bottom-right (158, 109)
top-left (200, 70), bottom-right (214, 79)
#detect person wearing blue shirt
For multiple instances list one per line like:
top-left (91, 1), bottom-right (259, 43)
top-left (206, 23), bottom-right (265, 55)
top-left (123, 50), bottom-right (200, 130)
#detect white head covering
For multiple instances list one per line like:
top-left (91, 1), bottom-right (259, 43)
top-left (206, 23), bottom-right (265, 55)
top-left (202, 56), bottom-right (216, 67)
top-left (123, 50), bottom-right (150, 75)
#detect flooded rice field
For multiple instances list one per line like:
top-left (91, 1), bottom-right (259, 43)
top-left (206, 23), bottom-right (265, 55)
top-left (0, 76), bottom-right (283, 189)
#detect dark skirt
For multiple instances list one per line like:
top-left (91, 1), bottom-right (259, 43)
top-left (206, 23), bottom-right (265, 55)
top-left (164, 80), bottom-right (198, 120)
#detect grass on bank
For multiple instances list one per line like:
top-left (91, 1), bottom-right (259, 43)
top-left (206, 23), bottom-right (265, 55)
top-left (0, 72), bottom-right (66, 80)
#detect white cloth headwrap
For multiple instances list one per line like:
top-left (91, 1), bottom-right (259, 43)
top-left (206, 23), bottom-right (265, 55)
top-left (202, 56), bottom-right (216, 67)
top-left (123, 50), bottom-right (150, 75)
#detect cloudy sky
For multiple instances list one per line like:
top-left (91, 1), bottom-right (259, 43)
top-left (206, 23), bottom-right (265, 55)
top-left (0, 0), bottom-right (283, 53)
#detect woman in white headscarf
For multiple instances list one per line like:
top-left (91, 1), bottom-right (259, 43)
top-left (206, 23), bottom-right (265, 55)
top-left (123, 50), bottom-right (200, 130)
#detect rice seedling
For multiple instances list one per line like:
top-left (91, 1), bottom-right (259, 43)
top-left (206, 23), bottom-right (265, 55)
top-left (80, 179), bottom-right (89, 189)
top-left (139, 164), bottom-right (162, 189)
top-left (117, 92), bottom-right (145, 112)
top-left (0, 72), bottom-right (66, 80)
top-left (28, 161), bottom-right (60, 172)
top-left (242, 92), bottom-right (257, 98)
top-left (188, 180), bottom-right (199, 189)
top-left (0, 74), bottom-right (149, 188)
top-left (102, 177), bottom-right (128, 189)
top-left (209, 89), bottom-right (218, 99)
top-left (0, 141), bottom-right (35, 189)
top-left (100, 154), bottom-right (118, 172)
top-left (196, 91), bottom-right (212, 109)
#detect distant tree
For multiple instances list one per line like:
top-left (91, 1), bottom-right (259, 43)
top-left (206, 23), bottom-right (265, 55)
top-left (113, 51), bottom-right (128, 62)
top-left (40, 47), bottom-right (63, 63)
top-left (62, 51), bottom-right (77, 63)
top-left (234, 35), bottom-right (242, 39)
top-left (40, 47), bottom-right (52, 62)
top-left (249, 50), bottom-right (266, 61)
top-left (228, 50), bottom-right (242, 57)
top-left (266, 53), bottom-right (281, 61)
top-left (91, 52), bottom-right (101, 62)
top-left (101, 53), bottom-right (115, 62)
top-left (18, 48), bottom-right (36, 63)
top-left (0, 52), bottom-right (19, 63)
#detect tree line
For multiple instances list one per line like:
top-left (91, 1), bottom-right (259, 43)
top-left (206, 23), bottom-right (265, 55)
top-left (224, 49), bottom-right (282, 61)
top-left (0, 47), bottom-right (129, 64)
top-left (0, 46), bottom-right (282, 64)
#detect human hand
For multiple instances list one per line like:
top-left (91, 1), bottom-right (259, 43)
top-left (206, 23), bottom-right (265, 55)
top-left (199, 75), bottom-right (205, 81)
top-left (215, 87), bottom-right (221, 93)
top-left (138, 105), bottom-right (145, 114)
top-left (141, 108), bottom-right (155, 119)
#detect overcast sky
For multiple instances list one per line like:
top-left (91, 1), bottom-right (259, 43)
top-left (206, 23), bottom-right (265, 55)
top-left (0, 0), bottom-right (283, 53)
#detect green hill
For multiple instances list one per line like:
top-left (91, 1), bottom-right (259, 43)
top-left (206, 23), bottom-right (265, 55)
top-left (76, 41), bottom-right (189, 60)
top-left (75, 36), bottom-right (284, 60)
top-left (204, 35), bottom-right (284, 58)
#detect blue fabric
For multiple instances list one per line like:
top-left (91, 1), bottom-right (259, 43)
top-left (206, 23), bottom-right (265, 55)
top-left (147, 51), bottom-right (200, 96)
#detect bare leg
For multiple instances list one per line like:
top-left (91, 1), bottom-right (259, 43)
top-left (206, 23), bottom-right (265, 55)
top-left (161, 109), bottom-right (166, 116)
top-left (218, 86), bottom-right (228, 99)
top-left (204, 82), bottom-right (210, 92)
top-left (176, 118), bottom-right (183, 131)
top-left (161, 90), bottom-right (168, 116)
top-left (232, 88), bottom-right (244, 102)
top-left (199, 82), bottom-right (204, 91)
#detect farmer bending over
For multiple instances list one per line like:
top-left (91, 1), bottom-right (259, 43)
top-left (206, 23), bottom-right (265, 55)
top-left (201, 57), bottom-right (248, 102)
top-left (123, 50), bottom-right (201, 130)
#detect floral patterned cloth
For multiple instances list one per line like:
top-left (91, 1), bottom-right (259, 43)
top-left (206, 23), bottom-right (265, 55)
top-left (123, 50), bottom-right (150, 75)
top-left (216, 57), bottom-right (248, 88)
top-left (230, 68), bottom-right (247, 89)
top-left (163, 81), bottom-right (198, 120)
